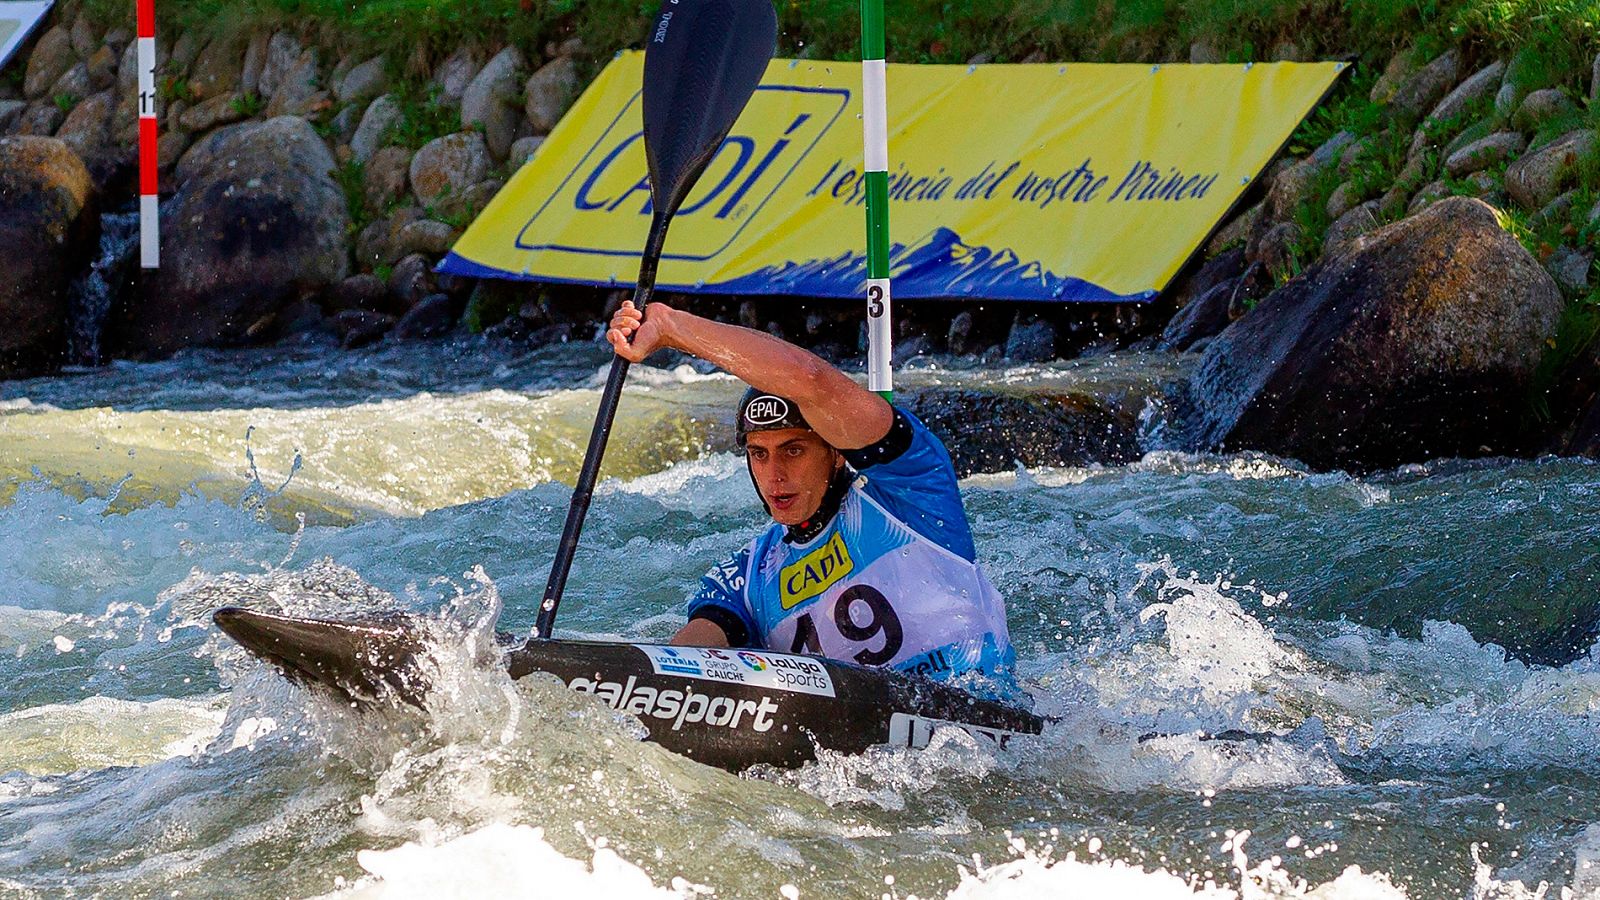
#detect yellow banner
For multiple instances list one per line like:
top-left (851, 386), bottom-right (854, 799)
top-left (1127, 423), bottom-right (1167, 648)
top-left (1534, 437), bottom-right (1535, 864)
top-left (442, 54), bottom-right (1343, 302)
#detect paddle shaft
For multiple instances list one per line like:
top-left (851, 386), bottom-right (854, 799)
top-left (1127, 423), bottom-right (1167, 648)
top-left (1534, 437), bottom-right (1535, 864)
top-left (535, 214), bottom-right (667, 639)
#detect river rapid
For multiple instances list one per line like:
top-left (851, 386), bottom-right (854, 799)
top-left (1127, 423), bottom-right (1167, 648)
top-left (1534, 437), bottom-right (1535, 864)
top-left (0, 334), bottom-right (1595, 899)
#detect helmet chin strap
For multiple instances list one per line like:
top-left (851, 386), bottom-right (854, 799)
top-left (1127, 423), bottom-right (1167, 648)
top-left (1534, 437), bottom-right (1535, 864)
top-left (746, 451), bottom-right (852, 544)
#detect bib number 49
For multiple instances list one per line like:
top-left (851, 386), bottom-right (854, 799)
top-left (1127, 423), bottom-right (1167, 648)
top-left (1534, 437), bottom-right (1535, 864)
top-left (788, 584), bottom-right (903, 665)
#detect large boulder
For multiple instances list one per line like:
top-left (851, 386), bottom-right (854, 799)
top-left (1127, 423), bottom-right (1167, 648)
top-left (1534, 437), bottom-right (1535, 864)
top-left (107, 117), bottom-right (349, 358)
top-left (1185, 197), bottom-right (1562, 470)
top-left (902, 388), bottom-right (1141, 475)
top-left (0, 137), bottom-right (96, 378)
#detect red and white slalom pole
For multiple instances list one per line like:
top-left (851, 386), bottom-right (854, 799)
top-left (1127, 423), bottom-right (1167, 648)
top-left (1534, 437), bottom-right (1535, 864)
top-left (136, 0), bottom-right (158, 268)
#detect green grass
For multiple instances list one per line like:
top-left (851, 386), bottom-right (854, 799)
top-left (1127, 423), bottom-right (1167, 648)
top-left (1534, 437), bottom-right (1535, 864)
top-left (59, 0), bottom-right (1589, 75)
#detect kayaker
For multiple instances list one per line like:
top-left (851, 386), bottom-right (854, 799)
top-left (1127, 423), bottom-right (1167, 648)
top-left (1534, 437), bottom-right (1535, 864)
top-left (606, 300), bottom-right (1016, 691)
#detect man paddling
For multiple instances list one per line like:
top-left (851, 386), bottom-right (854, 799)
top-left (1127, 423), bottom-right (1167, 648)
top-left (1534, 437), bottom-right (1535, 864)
top-left (606, 300), bottom-right (1016, 691)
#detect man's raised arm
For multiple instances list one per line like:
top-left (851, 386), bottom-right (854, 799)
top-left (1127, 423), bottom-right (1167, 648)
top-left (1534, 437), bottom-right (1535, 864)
top-left (607, 301), bottom-right (894, 450)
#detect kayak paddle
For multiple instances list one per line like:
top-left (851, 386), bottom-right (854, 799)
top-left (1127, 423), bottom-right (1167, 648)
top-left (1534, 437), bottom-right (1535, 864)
top-left (534, 0), bottom-right (778, 640)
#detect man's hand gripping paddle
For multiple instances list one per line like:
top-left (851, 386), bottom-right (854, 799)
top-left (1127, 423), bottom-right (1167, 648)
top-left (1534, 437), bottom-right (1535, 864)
top-left (534, 0), bottom-right (777, 641)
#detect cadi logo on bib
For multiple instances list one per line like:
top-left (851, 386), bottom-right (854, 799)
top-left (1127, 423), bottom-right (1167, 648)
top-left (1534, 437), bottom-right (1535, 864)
top-left (780, 531), bottom-right (853, 609)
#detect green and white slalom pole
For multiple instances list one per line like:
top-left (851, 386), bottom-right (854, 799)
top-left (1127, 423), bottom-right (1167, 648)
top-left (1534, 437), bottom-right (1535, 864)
top-left (861, 0), bottom-right (892, 400)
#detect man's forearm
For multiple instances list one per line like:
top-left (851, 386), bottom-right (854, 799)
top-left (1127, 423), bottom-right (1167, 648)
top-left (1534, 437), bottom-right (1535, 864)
top-left (657, 306), bottom-right (893, 449)
top-left (662, 309), bottom-right (838, 404)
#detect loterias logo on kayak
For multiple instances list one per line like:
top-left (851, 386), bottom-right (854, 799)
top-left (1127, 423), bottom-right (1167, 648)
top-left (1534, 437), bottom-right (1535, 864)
top-left (568, 674), bottom-right (779, 732)
top-left (641, 645), bottom-right (835, 697)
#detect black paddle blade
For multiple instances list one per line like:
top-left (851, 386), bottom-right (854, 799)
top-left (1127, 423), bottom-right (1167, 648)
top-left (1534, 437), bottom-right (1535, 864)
top-left (643, 0), bottom-right (777, 220)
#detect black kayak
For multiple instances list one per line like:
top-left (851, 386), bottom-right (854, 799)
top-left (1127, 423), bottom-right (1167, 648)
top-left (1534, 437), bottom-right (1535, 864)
top-left (212, 607), bottom-right (1044, 771)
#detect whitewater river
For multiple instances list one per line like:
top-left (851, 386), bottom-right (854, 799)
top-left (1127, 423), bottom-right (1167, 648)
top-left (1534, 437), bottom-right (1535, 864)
top-left (0, 334), bottom-right (1595, 899)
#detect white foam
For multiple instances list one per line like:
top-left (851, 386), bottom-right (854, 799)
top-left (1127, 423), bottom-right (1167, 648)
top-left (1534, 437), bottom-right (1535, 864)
top-left (321, 823), bottom-right (700, 899)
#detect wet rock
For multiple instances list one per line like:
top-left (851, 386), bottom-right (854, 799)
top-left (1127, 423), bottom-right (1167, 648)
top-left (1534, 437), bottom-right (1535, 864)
top-left (178, 92), bottom-right (247, 133)
top-left (1506, 129), bottom-right (1596, 209)
top-left (18, 101), bottom-right (63, 136)
top-left (1204, 200), bottom-right (1258, 256)
top-left (945, 310), bottom-right (976, 355)
top-left (524, 56), bottom-right (578, 133)
top-left (24, 27), bottom-right (74, 100)
top-left (111, 42), bottom-right (138, 143)
top-left (0, 100), bottom-right (24, 133)
top-left (393, 293), bottom-right (461, 340)
top-left (901, 389), bottom-right (1140, 475)
top-left (1170, 246), bottom-right (1245, 309)
top-left (508, 135), bottom-right (544, 170)
top-left (260, 33), bottom-right (320, 117)
top-left (0, 136), bottom-right (95, 378)
top-left (1261, 159), bottom-right (1315, 222)
top-left (49, 63), bottom-right (91, 105)
top-left (354, 218), bottom-right (391, 271)
top-left (86, 45), bottom-right (117, 91)
top-left (109, 116), bottom-right (350, 357)
top-left (1160, 278), bottom-right (1235, 352)
top-left (388, 253), bottom-right (434, 307)
top-left (68, 16), bottom-right (100, 59)
top-left (336, 55), bottom-right (387, 106)
top-left (409, 131), bottom-right (488, 206)
top-left (189, 31), bottom-right (249, 100)
top-left (1186, 197), bottom-right (1562, 470)
top-left (1426, 60), bottom-right (1504, 124)
top-left (1545, 246), bottom-right (1592, 297)
top-left (1532, 190), bottom-right (1577, 232)
top-left (350, 94), bottom-right (401, 163)
top-left (156, 129), bottom-right (189, 172)
top-left (240, 31), bottom-right (270, 96)
top-left (168, 31), bottom-right (201, 72)
top-left (327, 273), bottom-right (390, 313)
top-left (1325, 181), bottom-right (1361, 221)
top-left (1513, 88), bottom-right (1577, 132)
top-left (395, 218), bottom-right (457, 256)
top-left (1444, 131), bottom-right (1526, 177)
top-left (432, 47), bottom-right (482, 106)
top-left (1247, 221), bottom-right (1300, 275)
top-left (329, 103), bottom-right (362, 147)
top-left (461, 46), bottom-right (525, 160)
top-left (363, 144), bottom-right (411, 213)
top-left (1004, 315), bottom-right (1055, 361)
top-left (164, 99), bottom-right (189, 134)
top-left (1388, 49), bottom-right (1462, 120)
top-left (332, 309), bottom-right (395, 348)
top-left (1310, 131), bottom-right (1357, 169)
top-left (54, 89), bottom-right (113, 157)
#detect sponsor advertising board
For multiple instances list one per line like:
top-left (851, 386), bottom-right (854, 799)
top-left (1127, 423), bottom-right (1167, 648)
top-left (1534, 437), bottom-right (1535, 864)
top-left (443, 54), bottom-right (1343, 302)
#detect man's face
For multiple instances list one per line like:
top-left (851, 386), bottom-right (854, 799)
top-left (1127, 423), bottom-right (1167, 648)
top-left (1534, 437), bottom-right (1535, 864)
top-left (743, 428), bottom-right (841, 526)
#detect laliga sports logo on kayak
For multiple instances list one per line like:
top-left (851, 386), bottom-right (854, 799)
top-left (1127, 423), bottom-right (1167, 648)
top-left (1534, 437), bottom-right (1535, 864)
top-left (744, 395), bottom-right (789, 426)
top-left (516, 82), bottom-right (848, 261)
top-left (737, 651), bottom-right (768, 672)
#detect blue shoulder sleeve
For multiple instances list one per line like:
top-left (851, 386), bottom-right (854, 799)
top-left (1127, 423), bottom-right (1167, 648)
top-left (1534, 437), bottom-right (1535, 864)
top-left (842, 407), bottom-right (977, 562)
top-left (684, 546), bottom-right (758, 647)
